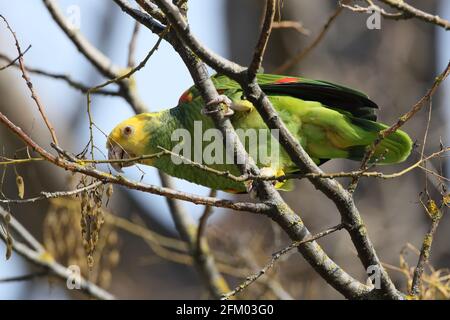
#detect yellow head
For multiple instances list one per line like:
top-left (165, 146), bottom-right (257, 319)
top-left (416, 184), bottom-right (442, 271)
top-left (107, 113), bottom-right (159, 172)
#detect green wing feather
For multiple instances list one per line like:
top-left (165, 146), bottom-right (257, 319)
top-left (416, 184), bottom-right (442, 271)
top-left (210, 73), bottom-right (378, 121)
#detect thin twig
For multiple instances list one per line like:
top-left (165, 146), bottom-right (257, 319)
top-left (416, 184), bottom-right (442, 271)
top-left (0, 53), bottom-right (120, 96)
top-left (341, 0), bottom-right (406, 19)
top-left (0, 271), bottom-right (48, 283)
top-left (272, 20), bottom-right (310, 36)
top-left (159, 173), bottom-right (230, 299)
top-left (410, 201), bottom-right (444, 297)
top-left (43, 0), bottom-right (148, 113)
top-left (0, 206), bottom-right (114, 300)
top-left (0, 45), bottom-right (31, 71)
top-left (378, 0), bottom-right (450, 30)
top-left (0, 181), bottom-right (102, 204)
top-left (349, 61), bottom-right (450, 192)
top-left (127, 21), bottom-right (141, 68)
top-left (1, 15), bottom-right (59, 145)
top-left (274, 3), bottom-right (346, 74)
top-left (222, 224), bottom-right (345, 300)
top-left (248, 0), bottom-right (277, 78)
top-left (196, 189), bottom-right (217, 258)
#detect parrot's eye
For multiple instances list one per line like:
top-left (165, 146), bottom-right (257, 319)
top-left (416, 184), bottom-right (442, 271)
top-left (122, 125), bottom-right (134, 137)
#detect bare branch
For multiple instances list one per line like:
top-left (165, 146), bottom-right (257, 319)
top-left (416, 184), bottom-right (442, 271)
top-left (411, 200), bottom-right (444, 297)
top-left (43, 0), bottom-right (148, 113)
top-left (42, 0), bottom-right (120, 78)
top-left (349, 61), bottom-right (450, 191)
top-left (127, 21), bottom-right (141, 68)
top-left (0, 45), bottom-right (31, 71)
top-left (196, 189), bottom-right (217, 261)
top-left (272, 20), bottom-right (310, 36)
top-left (222, 224), bottom-right (345, 300)
top-left (0, 181), bottom-right (102, 204)
top-left (0, 271), bottom-right (48, 283)
top-left (274, 3), bottom-right (345, 74)
top-left (0, 206), bottom-right (115, 300)
top-left (0, 53), bottom-right (120, 96)
top-left (378, 0), bottom-right (450, 30)
top-left (1, 15), bottom-right (59, 145)
top-left (248, 0), bottom-right (277, 79)
top-left (159, 174), bottom-right (230, 299)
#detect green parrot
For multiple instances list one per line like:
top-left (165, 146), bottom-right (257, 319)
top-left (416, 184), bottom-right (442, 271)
top-left (107, 74), bottom-right (412, 193)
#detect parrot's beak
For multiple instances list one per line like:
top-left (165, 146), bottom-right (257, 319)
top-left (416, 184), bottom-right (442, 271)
top-left (107, 141), bottom-right (125, 173)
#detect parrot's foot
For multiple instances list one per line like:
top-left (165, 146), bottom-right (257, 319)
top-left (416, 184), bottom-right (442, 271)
top-left (260, 167), bottom-right (288, 190)
top-left (245, 167), bottom-right (285, 197)
top-left (260, 167), bottom-right (279, 181)
top-left (202, 95), bottom-right (235, 117)
top-left (230, 100), bottom-right (254, 113)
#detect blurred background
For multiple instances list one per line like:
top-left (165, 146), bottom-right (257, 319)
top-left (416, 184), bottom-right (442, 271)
top-left (0, 0), bottom-right (449, 299)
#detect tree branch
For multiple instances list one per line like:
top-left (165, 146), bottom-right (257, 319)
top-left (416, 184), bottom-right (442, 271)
top-left (1, 15), bottom-right (59, 145)
top-left (378, 0), bottom-right (450, 30)
top-left (0, 206), bottom-right (115, 300)
top-left (222, 224), bottom-right (345, 300)
top-left (159, 173), bottom-right (230, 299)
top-left (248, 0), bottom-right (276, 79)
top-left (274, 2), bottom-right (346, 74)
top-left (0, 52), bottom-right (120, 96)
top-left (410, 200), bottom-right (444, 297)
top-left (42, 0), bottom-right (148, 113)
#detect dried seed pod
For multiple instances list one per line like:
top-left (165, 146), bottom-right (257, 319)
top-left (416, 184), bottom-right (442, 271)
top-left (108, 249), bottom-right (120, 267)
top-left (99, 271), bottom-right (112, 288)
top-left (87, 255), bottom-right (94, 268)
top-left (16, 175), bottom-right (24, 199)
top-left (6, 235), bottom-right (13, 260)
top-left (106, 184), bottom-right (114, 197)
top-left (107, 232), bottom-right (118, 246)
top-left (443, 193), bottom-right (450, 207)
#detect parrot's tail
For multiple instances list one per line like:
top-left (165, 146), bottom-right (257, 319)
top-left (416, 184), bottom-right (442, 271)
top-left (348, 118), bottom-right (413, 165)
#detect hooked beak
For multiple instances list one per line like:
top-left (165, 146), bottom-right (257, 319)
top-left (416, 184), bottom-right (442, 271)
top-left (107, 142), bottom-right (127, 173)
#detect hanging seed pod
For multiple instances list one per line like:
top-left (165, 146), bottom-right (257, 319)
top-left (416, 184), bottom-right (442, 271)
top-left (443, 193), bottom-right (450, 207)
top-left (108, 249), bottom-right (120, 267)
top-left (16, 175), bottom-right (24, 199)
top-left (106, 184), bottom-right (114, 197)
top-left (4, 212), bottom-right (11, 224)
top-left (99, 270), bottom-right (112, 288)
top-left (5, 235), bottom-right (13, 260)
top-left (87, 255), bottom-right (94, 268)
top-left (427, 199), bottom-right (442, 220)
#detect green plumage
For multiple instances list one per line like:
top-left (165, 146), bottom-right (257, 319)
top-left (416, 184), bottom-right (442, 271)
top-left (108, 74), bottom-right (413, 193)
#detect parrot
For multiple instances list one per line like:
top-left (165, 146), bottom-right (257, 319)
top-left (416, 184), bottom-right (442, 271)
top-left (107, 74), bottom-right (413, 193)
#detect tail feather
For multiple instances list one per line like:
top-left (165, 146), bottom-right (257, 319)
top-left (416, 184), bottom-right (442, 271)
top-left (348, 118), bottom-right (413, 164)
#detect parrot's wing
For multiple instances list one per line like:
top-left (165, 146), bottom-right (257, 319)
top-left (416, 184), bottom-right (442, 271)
top-left (187, 74), bottom-right (378, 121)
top-left (256, 74), bottom-right (379, 121)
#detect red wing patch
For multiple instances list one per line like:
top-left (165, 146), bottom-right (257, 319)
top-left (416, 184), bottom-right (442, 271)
top-left (224, 188), bottom-right (246, 194)
top-left (274, 77), bottom-right (299, 84)
top-left (178, 89), bottom-right (194, 105)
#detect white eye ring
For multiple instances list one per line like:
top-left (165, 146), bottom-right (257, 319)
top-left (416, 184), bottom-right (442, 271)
top-left (122, 125), bottom-right (134, 137)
